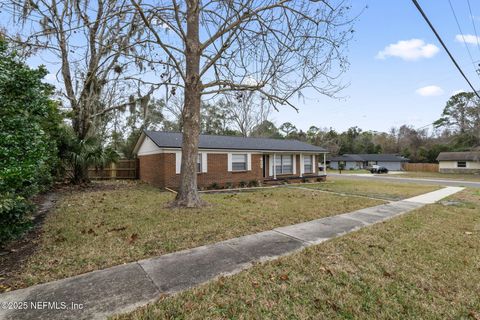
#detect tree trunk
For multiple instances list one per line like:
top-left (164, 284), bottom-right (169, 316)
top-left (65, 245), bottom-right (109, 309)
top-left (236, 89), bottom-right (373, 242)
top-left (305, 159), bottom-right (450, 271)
top-left (70, 101), bottom-right (92, 185)
top-left (72, 163), bottom-right (90, 185)
top-left (172, 0), bottom-right (205, 208)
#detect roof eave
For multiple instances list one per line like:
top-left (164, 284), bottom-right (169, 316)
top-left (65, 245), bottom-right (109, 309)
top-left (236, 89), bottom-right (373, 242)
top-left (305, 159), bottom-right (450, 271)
top-left (132, 131), bottom-right (146, 155)
top-left (157, 146), bottom-right (327, 153)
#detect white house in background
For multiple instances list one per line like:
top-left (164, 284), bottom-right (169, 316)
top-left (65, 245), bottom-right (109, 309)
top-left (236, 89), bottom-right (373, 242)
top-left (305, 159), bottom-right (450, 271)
top-left (436, 151), bottom-right (480, 173)
top-left (329, 154), bottom-right (409, 171)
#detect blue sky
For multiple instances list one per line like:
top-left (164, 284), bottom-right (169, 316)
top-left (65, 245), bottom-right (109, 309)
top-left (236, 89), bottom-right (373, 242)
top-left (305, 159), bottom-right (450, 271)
top-left (3, 0), bottom-right (480, 133)
top-left (273, 0), bottom-right (480, 132)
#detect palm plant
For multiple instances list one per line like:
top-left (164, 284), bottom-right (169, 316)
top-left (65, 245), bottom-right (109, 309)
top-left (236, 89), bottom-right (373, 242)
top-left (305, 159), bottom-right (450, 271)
top-left (61, 129), bottom-right (119, 184)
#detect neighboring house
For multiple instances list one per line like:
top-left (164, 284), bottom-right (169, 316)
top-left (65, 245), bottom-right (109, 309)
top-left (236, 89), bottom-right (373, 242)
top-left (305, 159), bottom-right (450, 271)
top-left (436, 151), bottom-right (480, 173)
top-left (329, 154), bottom-right (409, 171)
top-left (133, 131), bottom-right (328, 189)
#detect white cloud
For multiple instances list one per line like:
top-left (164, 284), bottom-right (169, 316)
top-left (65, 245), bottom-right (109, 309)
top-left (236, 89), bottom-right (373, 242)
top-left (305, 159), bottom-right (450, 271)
top-left (376, 39), bottom-right (439, 61)
top-left (455, 34), bottom-right (480, 45)
top-left (452, 89), bottom-right (466, 95)
top-left (415, 85), bottom-right (444, 97)
top-left (242, 76), bottom-right (258, 86)
top-left (152, 18), bottom-right (170, 30)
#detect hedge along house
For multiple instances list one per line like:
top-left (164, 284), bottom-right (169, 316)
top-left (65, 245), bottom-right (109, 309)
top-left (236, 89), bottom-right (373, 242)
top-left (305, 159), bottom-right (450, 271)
top-left (436, 151), bottom-right (480, 173)
top-left (133, 131), bottom-right (328, 189)
top-left (329, 154), bottom-right (409, 171)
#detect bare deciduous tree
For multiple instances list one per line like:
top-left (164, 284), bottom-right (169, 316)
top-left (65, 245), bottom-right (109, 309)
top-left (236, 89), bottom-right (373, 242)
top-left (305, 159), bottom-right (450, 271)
top-left (225, 92), bottom-right (271, 137)
top-left (131, 0), bottom-right (356, 207)
top-left (3, 0), bottom-right (158, 182)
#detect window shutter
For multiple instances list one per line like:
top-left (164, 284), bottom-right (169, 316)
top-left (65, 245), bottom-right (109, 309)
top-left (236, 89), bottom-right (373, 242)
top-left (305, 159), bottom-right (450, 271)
top-left (175, 151), bottom-right (181, 174)
top-left (227, 153), bottom-right (232, 172)
top-left (201, 153), bottom-right (208, 173)
top-left (247, 153), bottom-right (252, 171)
top-left (300, 154), bottom-right (304, 176)
top-left (292, 154), bottom-right (296, 174)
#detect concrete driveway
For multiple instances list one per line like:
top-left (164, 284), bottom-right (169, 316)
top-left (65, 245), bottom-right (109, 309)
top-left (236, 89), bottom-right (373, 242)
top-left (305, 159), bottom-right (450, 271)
top-left (328, 173), bottom-right (480, 188)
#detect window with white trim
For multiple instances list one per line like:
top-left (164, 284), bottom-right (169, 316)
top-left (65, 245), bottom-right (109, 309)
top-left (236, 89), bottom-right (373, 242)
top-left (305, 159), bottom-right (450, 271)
top-left (197, 153), bottom-right (202, 172)
top-left (232, 154), bottom-right (247, 171)
top-left (304, 155), bottom-right (313, 173)
top-left (275, 155), bottom-right (293, 174)
top-left (457, 161), bottom-right (467, 168)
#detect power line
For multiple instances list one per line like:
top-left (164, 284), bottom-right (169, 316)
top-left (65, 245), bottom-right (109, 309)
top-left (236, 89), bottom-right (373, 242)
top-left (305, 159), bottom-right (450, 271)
top-left (410, 0), bottom-right (480, 99)
top-left (447, 0), bottom-right (479, 76)
top-left (466, 0), bottom-right (480, 58)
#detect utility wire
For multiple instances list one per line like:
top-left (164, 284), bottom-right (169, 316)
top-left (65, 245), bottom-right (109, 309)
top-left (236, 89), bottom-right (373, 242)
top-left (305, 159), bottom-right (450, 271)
top-left (411, 0), bottom-right (480, 99)
top-left (466, 0), bottom-right (480, 58)
top-left (447, 0), bottom-right (479, 76)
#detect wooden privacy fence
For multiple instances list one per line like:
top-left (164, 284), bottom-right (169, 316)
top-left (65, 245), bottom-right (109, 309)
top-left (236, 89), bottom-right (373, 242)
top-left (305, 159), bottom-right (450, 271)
top-left (88, 159), bottom-right (138, 179)
top-left (402, 163), bottom-right (439, 172)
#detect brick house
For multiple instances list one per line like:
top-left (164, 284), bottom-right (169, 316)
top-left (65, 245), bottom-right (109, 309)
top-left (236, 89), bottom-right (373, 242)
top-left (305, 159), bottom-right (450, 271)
top-left (133, 131), bottom-right (328, 189)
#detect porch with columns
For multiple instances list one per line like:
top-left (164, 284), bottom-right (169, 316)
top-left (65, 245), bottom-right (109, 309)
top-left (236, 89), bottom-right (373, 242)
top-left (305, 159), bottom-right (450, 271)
top-left (263, 152), bottom-right (328, 182)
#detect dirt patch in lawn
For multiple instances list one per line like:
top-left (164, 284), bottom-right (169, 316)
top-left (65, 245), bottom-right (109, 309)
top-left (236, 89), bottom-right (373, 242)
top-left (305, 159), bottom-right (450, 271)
top-left (114, 188), bottom-right (480, 320)
top-left (0, 192), bottom-right (58, 293)
top-left (5, 182), bottom-right (384, 291)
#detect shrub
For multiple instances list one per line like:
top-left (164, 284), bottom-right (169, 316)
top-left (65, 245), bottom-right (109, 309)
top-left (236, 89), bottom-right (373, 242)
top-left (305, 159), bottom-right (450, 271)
top-left (0, 195), bottom-right (33, 244)
top-left (208, 182), bottom-right (220, 190)
top-left (247, 180), bottom-right (259, 187)
top-left (239, 181), bottom-right (248, 188)
top-left (0, 39), bottom-right (62, 243)
top-left (61, 131), bottom-right (119, 184)
top-left (225, 182), bottom-right (233, 189)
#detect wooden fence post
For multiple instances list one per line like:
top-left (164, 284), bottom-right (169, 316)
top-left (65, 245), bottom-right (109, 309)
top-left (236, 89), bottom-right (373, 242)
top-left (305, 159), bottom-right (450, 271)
top-left (110, 162), bottom-right (117, 179)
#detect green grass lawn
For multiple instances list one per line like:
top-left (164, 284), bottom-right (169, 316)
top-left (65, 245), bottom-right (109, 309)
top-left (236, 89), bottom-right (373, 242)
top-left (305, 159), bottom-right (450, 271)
top-left (300, 178), bottom-right (440, 200)
top-left (114, 188), bottom-right (480, 320)
top-left (8, 182), bottom-right (384, 290)
top-left (395, 171), bottom-right (480, 182)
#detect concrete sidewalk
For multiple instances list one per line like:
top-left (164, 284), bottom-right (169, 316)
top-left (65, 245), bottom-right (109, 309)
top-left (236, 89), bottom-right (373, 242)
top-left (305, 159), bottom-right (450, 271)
top-left (0, 187), bottom-right (464, 320)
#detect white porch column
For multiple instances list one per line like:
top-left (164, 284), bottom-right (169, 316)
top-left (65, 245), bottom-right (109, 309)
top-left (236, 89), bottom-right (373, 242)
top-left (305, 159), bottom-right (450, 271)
top-left (299, 153), bottom-right (304, 177)
top-left (273, 153), bottom-right (277, 179)
top-left (292, 154), bottom-right (296, 175)
top-left (323, 153), bottom-right (327, 175)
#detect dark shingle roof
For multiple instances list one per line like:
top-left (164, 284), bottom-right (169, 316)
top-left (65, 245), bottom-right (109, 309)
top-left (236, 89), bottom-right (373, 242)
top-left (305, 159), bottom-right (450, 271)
top-left (143, 131), bottom-right (326, 152)
top-left (436, 151), bottom-right (480, 161)
top-left (329, 154), bottom-right (409, 162)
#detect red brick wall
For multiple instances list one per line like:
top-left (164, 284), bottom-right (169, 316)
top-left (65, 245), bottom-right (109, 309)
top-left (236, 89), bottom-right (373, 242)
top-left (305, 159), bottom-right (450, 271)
top-left (138, 154), bottom-right (166, 187)
top-left (139, 152), bottom-right (323, 189)
top-left (139, 153), bottom-right (264, 189)
top-left (164, 153), bottom-right (264, 189)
